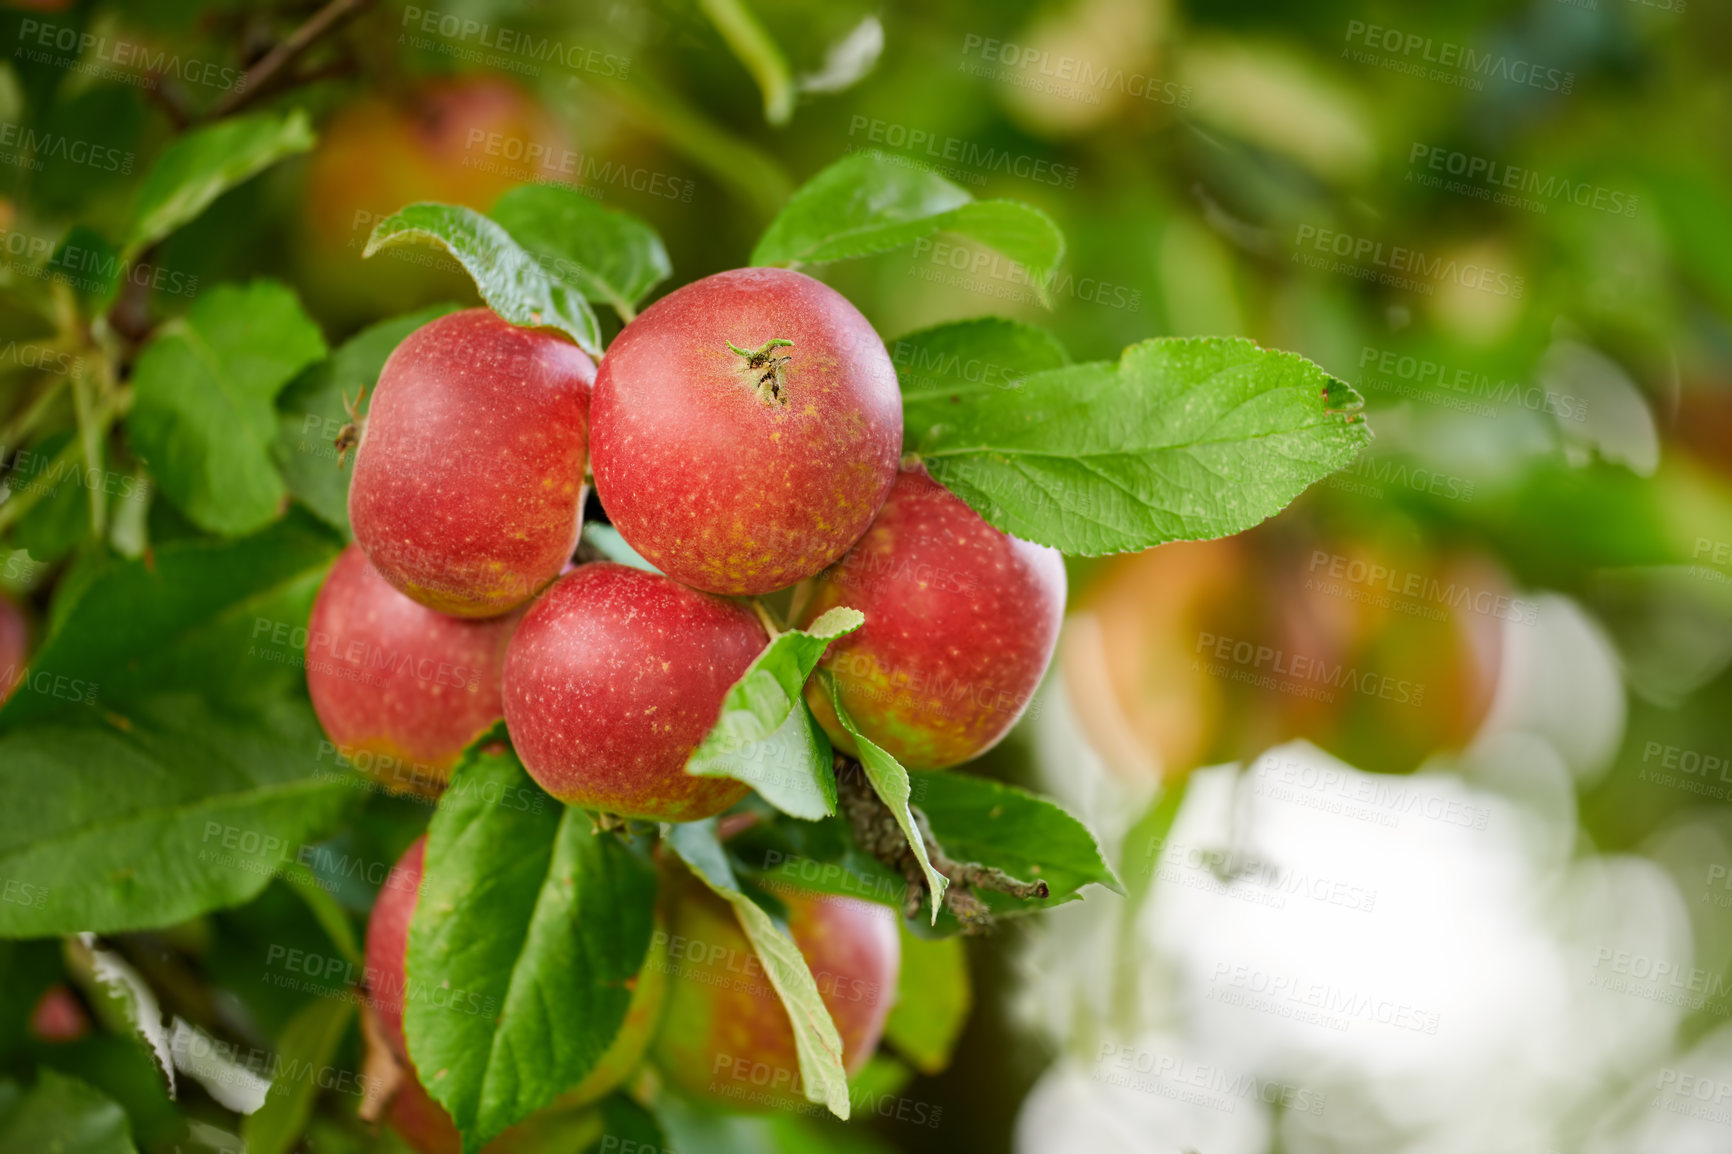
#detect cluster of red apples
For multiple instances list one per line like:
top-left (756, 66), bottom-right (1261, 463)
top-left (307, 267), bottom-right (1064, 1144)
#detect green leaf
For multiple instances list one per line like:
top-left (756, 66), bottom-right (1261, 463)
top-left (686, 608), bottom-right (862, 820)
top-left (1109, 777), bottom-right (1188, 1026)
top-left (0, 694), bottom-right (354, 937)
top-left (125, 109), bottom-right (316, 259)
top-left (822, 673), bottom-right (947, 923)
top-left (908, 336), bottom-right (1372, 555)
top-left (49, 227), bottom-right (123, 310)
top-left (652, 1093), bottom-right (897, 1154)
top-left (0, 1070), bottom-right (137, 1154)
top-left (272, 304), bottom-right (462, 536)
top-left (730, 815), bottom-right (909, 911)
top-left (752, 154), bottom-right (1065, 284)
top-left (583, 1094), bottom-right (668, 1154)
top-left (0, 511), bottom-right (339, 731)
top-left (491, 185), bottom-right (672, 320)
top-left (13, 432), bottom-right (93, 564)
top-left (241, 997), bottom-right (355, 1154)
top-left (908, 770), bottom-right (1122, 917)
top-left (883, 930), bottom-right (970, 1074)
top-left (581, 523), bottom-right (660, 573)
top-left (848, 1052), bottom-right (913, 1099)
top-left (127, 280), bottom-right (328, 537)
top-left (280, 859), bottom-right (363, 967)
top-left (663, 821), bottom-right (851, 1121)
top-left (63, 933), bottom-right (175, 1091)
top-left (936, 200), bottom-right (1067, 302)
top-left (363, 203), bottom-right (602, 357)
top-left (697, 0), bottom-right (795, 125)
top-left (750, 152), bottom-right (968, 267)
top-left (891, 317), bottom-right (1071, 417)
top-left (407, 740), bottom-right (656, 1153)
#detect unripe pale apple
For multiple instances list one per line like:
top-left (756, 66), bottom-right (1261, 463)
top-left (307, 545), bottom-right (517, 797)
top-left (801, 466), bottom-right (1067, 769)
top-left (349, 309), bottom-right (592, 618)
top-left (650, 874), bottom-right (899, 1112)
top-left (502, 563), bottom-right (765, 821)
top-left (591, 268), bottom-right (902, 595)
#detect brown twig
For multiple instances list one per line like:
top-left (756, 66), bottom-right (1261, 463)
top-left (835, 757), bottom-right (1047, 934)
top-left (209, 0), bottom-right (375, 119)
top-left (145, 79), bottom-right (192, 130)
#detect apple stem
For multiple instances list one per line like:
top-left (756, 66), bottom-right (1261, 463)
top-left (836, 758), bottom-right (1049, 933)
top-left (727, 339), bottom-right (795, 405)
top-left (749, 599), bottom-right (784, 640)
top-left (333, 382), bottom-right (367, 470)
top-left (726, 337), bottom-right (794, 367)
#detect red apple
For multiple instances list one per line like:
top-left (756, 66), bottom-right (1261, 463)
top-left (590, 268), bottom-right (902, 595)
top-left (28, 985), bottom-right (89, 1043)
top-left (363, 836), bottom-right (664, 1153)
top-left (650, 874), bottom-right (899, 1112)
top-left (0, 592), bottom-right (26, 704)
top-left (349, 309), bottom-right (592, 619)
top-left (306, 545), bottom-right (517, 797)
top-left (363, 836), bottom-right (426, 1061)
top-left (800, 466), bottom-right (1067, 769)
top-left (502, 564), bottom-right (765, 821)
top-left (385, 1070), bottom-right (466, 1154)
top-left (1066, 528), bottom-right (1507, 780)
top-left (299, 76), bottom-right (574, 326)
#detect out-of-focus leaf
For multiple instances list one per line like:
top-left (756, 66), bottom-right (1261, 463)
top-left (125, 109), bottom-right (315, 259)
top-left (581, 524), bottom-right (660, 573)
top-left (241, 997), bottom-right (355, 1154)
top-left (582, 1094), bottom-right (667, 1154)
top-left (697, 0), bottom-right (795, 125)
top-left (64, 934), bottom-right (175, 1095)
top-left (0, 1070), bottom-right (137, 1153)
top-left (128, 281), bottom-right (327, 536)
top-left (752, 153), bottom-right (1064, 287)
top-left (883, 930), bottom-right (970, 1073)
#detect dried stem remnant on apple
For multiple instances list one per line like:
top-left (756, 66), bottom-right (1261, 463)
top-left (836, 758), bottom-right (1048, 932)
top-left (332, 382), bottom-right (366, 469)
top-left (727, 336), bottom-right (795, 405)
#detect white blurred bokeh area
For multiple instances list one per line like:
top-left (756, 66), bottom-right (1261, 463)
top-left (1012, 584), bottom-right (1732, 1153)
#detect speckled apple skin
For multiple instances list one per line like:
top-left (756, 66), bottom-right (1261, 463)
top-left (801, 466), bottom-right (1067, 769)
top-left (363, 835), bottom-right (667, 1125)
top-left (307, 545), bottom-right (517, 797)
top-left (502, 564), bottom-right (765, 821)
top-left (349, 309), bottom-right (592, 618)
top-left (363, 836), bottom-right (424, 1060)
top-left (651, 877), bottom-right (899, 1112)
top-left (590, 268), bottom-right (902, 595)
